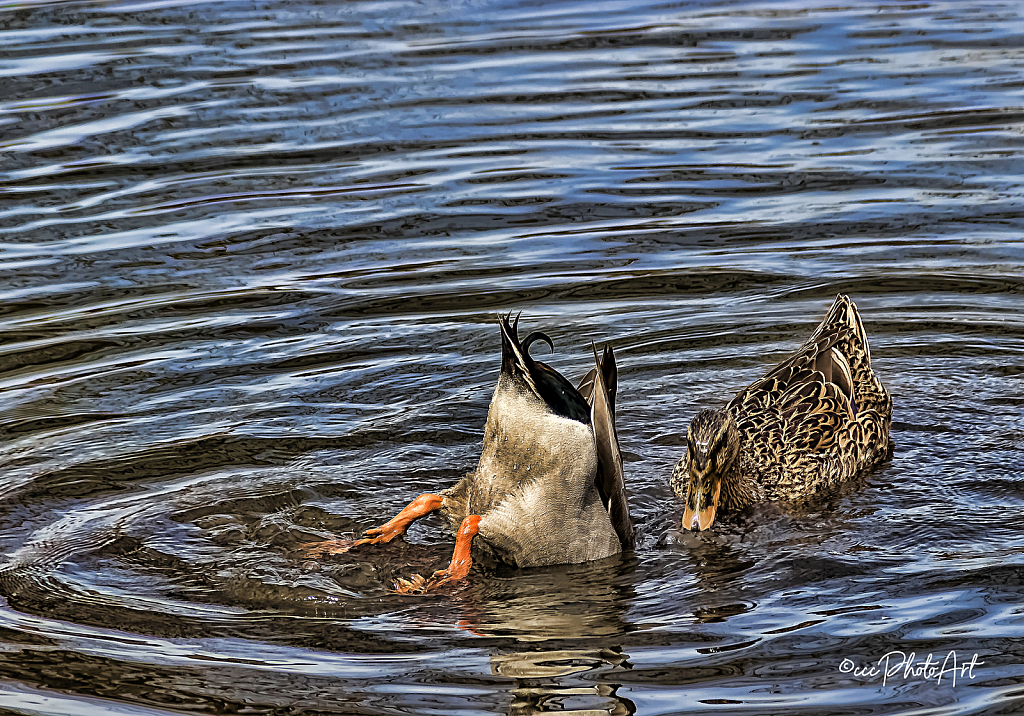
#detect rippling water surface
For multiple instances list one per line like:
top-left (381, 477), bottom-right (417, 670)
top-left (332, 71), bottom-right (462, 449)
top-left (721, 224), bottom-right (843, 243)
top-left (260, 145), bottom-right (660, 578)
top-left (2, 0), bottom-right (1024, 713)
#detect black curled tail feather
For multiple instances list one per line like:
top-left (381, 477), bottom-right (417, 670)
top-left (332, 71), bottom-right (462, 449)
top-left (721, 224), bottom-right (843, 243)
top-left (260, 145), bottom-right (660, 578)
top-left (498, 313), bottom-right (589, 423)
top-left (522, 331), bottom-right (554, 355)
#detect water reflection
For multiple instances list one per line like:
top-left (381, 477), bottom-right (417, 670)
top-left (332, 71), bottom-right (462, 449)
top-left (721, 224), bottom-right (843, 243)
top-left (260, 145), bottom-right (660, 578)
top-left (450, 557), bottom-right (637, 640)
top-left (493, 647), bottom-right (635, 716)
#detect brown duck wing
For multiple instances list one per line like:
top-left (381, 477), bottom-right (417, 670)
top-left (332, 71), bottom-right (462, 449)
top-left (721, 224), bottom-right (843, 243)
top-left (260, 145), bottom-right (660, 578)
top-left (576, 345), bottom-right (616, 417)
top-left (727, 294), bottom-right (892, 496)
top-left (791, 294), bottom-right (885, 409)
top-left (728, 295), bottom-right (873, 415)
top-left (732, 362), bottom-right (862, 496)
top-left (584, 345), bottom-right (634, 551)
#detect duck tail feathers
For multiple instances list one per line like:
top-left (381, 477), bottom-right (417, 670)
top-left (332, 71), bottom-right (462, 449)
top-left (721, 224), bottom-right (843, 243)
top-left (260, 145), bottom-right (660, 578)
top-left (499, 312), bottom-right (539, 394)
top-left (818, 294), bottom-right (888, 403)
top-left (577, 344), bottom-right (617, 416)
top-left (498, 313), bottom-right (591, 423)
top-left (589, 343), bottom-right (634, 551)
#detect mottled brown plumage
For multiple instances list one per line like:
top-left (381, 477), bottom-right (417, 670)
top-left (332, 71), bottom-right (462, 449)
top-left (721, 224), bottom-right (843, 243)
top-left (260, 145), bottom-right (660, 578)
top-left (671, 294), bottom-right (893, 531)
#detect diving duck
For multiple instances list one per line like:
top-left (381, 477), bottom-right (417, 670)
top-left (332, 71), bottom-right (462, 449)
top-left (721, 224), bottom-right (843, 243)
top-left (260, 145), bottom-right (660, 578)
top-left (306, 314), bottom-right (634, 593)
top-left (671, 294), bottom-right (892, 531)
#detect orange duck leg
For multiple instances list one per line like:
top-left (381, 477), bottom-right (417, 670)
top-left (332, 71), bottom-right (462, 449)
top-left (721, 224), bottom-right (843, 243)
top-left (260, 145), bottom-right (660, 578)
top-left (394, 515), bottom-right (481, 594)
top-left (301, 493), bottom-right (444, 557)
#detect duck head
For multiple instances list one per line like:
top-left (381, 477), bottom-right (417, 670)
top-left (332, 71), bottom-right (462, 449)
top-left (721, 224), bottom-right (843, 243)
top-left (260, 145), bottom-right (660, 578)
top-left (681, 408), bottom-right (740, 531)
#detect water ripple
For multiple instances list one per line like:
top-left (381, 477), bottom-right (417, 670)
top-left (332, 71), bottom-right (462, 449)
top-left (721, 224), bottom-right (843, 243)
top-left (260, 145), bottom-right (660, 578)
top-left (1, 0), bottom-right (1023, 714)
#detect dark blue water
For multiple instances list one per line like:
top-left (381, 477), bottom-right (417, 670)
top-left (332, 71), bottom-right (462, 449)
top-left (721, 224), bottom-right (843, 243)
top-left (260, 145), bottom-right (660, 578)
top-left (1, 0), bottom-right (1023, 714)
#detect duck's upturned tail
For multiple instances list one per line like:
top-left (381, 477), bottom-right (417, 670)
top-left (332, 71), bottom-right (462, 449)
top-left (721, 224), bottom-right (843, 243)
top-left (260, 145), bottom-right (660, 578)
top-left (499, 312), bottom-right (590, 423)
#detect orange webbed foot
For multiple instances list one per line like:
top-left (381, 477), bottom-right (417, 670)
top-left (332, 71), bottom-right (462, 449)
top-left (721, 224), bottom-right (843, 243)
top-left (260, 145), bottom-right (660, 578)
top-left (393, 572), bottom-right (428, 594)
top-left (390, 515), bottom-right (481, 595)
top-left (392, 566), bottom-right (467, 594)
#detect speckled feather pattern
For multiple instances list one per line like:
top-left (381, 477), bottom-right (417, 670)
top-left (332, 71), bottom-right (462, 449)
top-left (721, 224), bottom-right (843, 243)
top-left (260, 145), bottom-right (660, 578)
top-left (672, 294), bottom-right (893, 514)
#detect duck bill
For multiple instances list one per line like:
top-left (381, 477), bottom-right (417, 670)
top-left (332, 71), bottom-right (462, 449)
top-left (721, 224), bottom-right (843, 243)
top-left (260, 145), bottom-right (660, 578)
top-left (681, 477), bottom-right (721, 532)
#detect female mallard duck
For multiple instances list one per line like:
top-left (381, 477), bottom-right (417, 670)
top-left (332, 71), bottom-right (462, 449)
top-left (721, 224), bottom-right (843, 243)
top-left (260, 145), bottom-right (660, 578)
top-left (306, 314), bottom-right (634, 593)
top-left (671, 294), bottom-right (892, 531)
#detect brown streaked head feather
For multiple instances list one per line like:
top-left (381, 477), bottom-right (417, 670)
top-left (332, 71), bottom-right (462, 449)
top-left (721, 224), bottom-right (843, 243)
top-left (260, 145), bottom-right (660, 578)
top-left (680, 408), bottom-right (740, 531)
